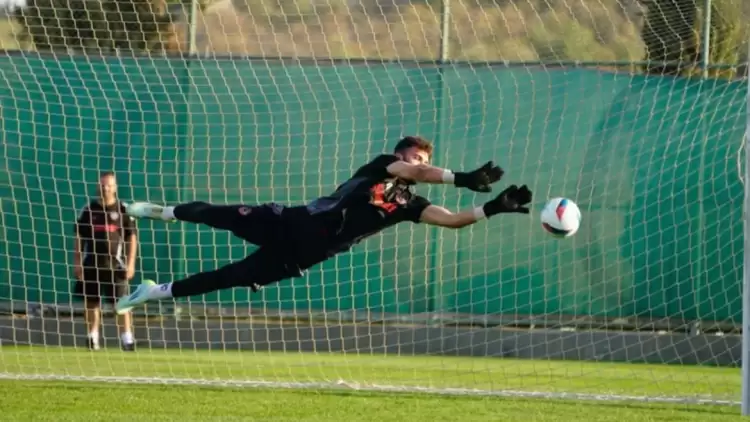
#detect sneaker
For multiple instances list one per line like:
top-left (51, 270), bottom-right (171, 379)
top-left (115, 279), bottom-right (157, 315)
top-left (125, 202), bottom-right (176, 222)
top-left (87, 337), bottom-right (100, 351)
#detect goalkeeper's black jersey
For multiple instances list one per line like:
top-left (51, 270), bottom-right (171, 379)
top-left (303, 154), bottom-right (431, 253)
top-left (75, 200), bottom-right (137, 270)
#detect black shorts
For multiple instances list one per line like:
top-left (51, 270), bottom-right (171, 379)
top-left (229, 203), bottom-right (291, 246)
top-left (175, 201), bottom-right (340, 282)
top-left (74, 268), bottom-right (129, 305)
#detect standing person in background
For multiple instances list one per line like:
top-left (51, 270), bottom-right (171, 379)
top-left (72, 171), bottom-right (138, 351)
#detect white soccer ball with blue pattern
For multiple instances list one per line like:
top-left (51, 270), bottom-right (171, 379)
top-left (540, 197), bottom-right (581, 238)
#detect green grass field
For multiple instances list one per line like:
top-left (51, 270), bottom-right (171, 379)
top-left (0, 345), bottom-right (744, 421)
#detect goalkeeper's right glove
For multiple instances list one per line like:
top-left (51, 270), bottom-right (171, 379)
top-left (482, 184), bottom-right (533, 218)
top-left (452, 161), bottom-right (504, 193)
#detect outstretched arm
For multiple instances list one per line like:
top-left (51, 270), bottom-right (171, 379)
top-left (386, 160), bottom-right (504, 192)
top-left (418, 205), bottom-right (484, 229)
top-left (418, 185), bottom-right (534, 229)
top-left (386, 161), bottom-right (457, 184)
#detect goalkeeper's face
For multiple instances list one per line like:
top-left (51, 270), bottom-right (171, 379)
top-left (400, 147), bottom-right (430, 166)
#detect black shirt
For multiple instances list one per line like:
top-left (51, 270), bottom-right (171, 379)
top-left (75, 200), bottom-right (136, 270)
top-left (304, 154), bottom-right (431, 254)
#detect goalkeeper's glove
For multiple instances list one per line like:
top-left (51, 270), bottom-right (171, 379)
top-left (482, 184), bottom-right (532, 217)
top-left (453, 161), bottom-right (504, 193)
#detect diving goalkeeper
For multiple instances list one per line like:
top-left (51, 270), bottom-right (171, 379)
top-left (115, 136), bottom-right (532, 315)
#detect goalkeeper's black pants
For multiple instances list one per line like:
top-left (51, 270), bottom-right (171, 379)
top-left (167, 201), bottom-right (326, 298)
top-left (172, 201), bottom-right (286, 246)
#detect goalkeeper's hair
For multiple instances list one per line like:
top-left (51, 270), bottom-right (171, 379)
top-left (394, 136), bottom-right (433, 157)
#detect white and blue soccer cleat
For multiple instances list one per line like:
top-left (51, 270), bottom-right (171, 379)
top-left (115, 279), bottom-right (157, 315)
top-left (125, 202), bottom-right (176, 223)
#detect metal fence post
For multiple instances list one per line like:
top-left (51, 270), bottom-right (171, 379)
top-left (741, 32), bottom-right (750, 418)
top-left (188, 0), bottom-right (199, 56)
top-left (701, 0), bottom-right (712, 77)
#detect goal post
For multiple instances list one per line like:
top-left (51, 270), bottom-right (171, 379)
top-left (742, 32), bottom-right (750, 417)
top-left (0, 0), bottom-right (748, 412)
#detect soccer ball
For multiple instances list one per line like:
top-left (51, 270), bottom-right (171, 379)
top-left (540, 197), bottom-right (581, 238)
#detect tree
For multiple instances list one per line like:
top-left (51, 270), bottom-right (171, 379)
top-left (13, 0), bottom-right (179, 54)
top-left (640, 0), bottom-right (699, 75)
top-left (695, 0), bottom-right (747, 78)
top-left (640, 0), bottom-right (748, 78)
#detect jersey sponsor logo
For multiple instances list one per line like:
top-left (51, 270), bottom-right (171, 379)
top-left (369, 180), bottom-right (412, 213)
top-left (94, 224), bottom-right (120, 233)
top-left (369, 183), bottom-right (398, 213)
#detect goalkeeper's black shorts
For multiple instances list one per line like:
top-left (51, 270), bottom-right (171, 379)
top-left (74, 267), bottom-right (128, 305)
top-left (171, 201), bottom-right (345, 291)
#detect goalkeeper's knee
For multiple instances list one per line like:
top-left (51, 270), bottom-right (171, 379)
top-left (173, 201), bottom-right (211, 222)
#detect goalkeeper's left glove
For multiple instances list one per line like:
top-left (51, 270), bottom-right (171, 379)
top-left (453, 161), bottom-right (504, 193)
top-left (482, 184), bottom-right (532, 217)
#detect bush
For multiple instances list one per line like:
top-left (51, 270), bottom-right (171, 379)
top-left (13, 0), bottom-right (178, 54)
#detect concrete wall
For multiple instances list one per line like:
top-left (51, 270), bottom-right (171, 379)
top-left (0, 317), bottom-right (740, 366)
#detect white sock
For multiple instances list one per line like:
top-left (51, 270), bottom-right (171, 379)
top-left (149, 282), bottom-right (173, 299)
top-left (161, 206), bottom-right (175, 220)
top-left (88, 331), bottom-right (99, 345)
top-left (121, 331), bottom-right (134, 344)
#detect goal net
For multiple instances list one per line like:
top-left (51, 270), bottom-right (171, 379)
top-left (0, 0), bottom-right (748, 409)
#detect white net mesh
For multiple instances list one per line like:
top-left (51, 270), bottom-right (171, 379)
top-left (0, 0), bottom-right (748, 411)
